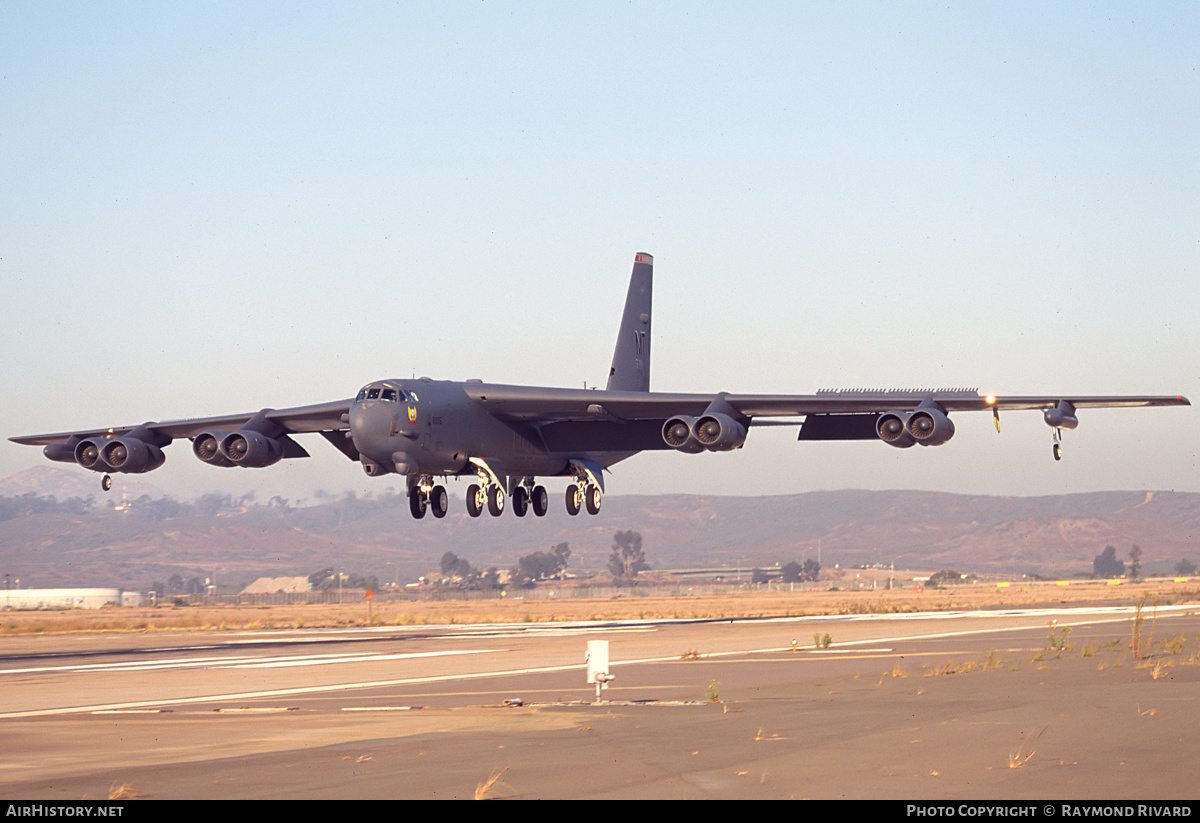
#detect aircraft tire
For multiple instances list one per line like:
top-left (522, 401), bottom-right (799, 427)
top-left (487, 485), bottom-right (505, 516)
top-left (565, 485), bottom-right (582, 516)
top-left (585, 484), bottom-right (602, 515)
top-left (532, 485), bottom-right (549, 517)
top-left (101, 474), bottom-right (112, 492)
top-left (430, 485), bottom-right (449, 518)
top-left (466, 484), bottom-right (483, 517)
top-left (408, 488), bottom-right (427, 519)
top-left (511, 486), bottom-right (528, 517)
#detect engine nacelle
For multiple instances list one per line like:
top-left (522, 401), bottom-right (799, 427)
top-left (220, 430), bottom-right (284, 468)
top-left (876, 411), bottom-right (916, 448)
top-left (907, 407), bottom-right (955, 446)
top-left (101, 438), bottom-right (166, 473)
top-left (73, 436), bottom-right (165, 474)
top-left (1044, 401), bottom-right (1079, 430)
top-left (694, 413), bottom-right (748, 452)
top-left (662, 416), bottom-right (705, 453)
top-left (193, 430), bottom-right (236, 467)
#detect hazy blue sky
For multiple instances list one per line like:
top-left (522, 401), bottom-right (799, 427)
top-left (2, 1), bottom-right (1197, 503)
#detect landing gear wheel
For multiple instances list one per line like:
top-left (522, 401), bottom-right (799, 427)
top-left (487, 485), bottom-right (505, 516)
top-left (101, 474), bottom-right (112, 492)
top-left (585, 484), bottom-right (602, 515)
top-left (466, 484), bottom-right (483, 517)
top-left (511, 486), bottom-right (528, 517)
top-left (565, 484), bottom-right (583, 516)
top-left (408, 488), bottom-right (427, 519)
top-left (531, 485), bottom-right (549, 517)
top-left (1053, 442), bottom-right (1062, 461)
top-left (430, 485), bottom-right (449, 519)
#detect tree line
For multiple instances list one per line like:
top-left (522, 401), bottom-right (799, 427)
top-left (435, 530), bottom-right (652, 590)
top-left (1094, 544), bottom-right (1196, 579)
top-left (752, 558), bottom-right (821, 585)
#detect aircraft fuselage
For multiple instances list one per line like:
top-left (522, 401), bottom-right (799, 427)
top-left (349, 378), bottom-right (625, 485)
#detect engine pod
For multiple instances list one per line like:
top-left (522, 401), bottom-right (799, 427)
top-left (662, 416), bottom-right (704, 453)
top-left (876, 411), bottom-right (915, 448)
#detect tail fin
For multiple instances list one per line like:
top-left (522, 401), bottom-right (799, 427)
top-left (606, 252), bottom-right (653, 392)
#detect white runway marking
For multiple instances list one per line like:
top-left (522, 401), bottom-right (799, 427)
top-left (0, 648), bottom-right (501, 676)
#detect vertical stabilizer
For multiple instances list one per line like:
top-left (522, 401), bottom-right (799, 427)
top-left (606, 252), bottom-right (653, 392)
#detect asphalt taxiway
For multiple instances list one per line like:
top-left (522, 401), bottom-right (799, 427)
top-left (1, 605), bottom-right (1198, 799)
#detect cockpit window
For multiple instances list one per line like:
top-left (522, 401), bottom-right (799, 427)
top-left (358, 386), bottom-right (406, 403)
top-left (407, 390), bottom-right (419, 402)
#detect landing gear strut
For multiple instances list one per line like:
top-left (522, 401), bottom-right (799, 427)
top-left (1052, 429), bottom-right (1063, 462)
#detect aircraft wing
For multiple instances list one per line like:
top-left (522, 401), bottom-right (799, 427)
top-left (465, 384), bottom-right (1189, 422)
top-left (9, 400), bottom-right (352, 447)
top-left (465, 384), bottom-right (1189, 453)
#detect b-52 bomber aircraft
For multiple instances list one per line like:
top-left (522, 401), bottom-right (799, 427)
top-left (11, 252), bottom-right (1190, 520)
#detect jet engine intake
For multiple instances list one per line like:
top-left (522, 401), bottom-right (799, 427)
top-left (876, 411), bottom-right (915, 448)
top-left (219, 430), bottom-right (284, 468)
top-left (907, 406), bottom-right (955, 446)
top-left (662, 416), bottom-right (704, 453)
top-left (193, 431), bottom-right (235, 467)
top-left (694, 413), bottom-right (747, 452)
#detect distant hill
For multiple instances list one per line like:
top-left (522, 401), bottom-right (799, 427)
top-left (2, 469), bottom-right (1197, 590)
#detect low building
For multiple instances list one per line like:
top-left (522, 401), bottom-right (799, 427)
top-left (241, 576), bottom-right (310, 595)
top-left (1, 588), bottom-right (141, 609)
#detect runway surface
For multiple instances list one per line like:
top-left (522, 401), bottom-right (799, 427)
top-left (1, 604), bottom-right (1198, 799)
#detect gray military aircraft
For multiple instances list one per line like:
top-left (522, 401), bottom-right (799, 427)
top-left (10, 252), bottom-right (1190, 519)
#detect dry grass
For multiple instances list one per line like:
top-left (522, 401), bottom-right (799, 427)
top-left (107, 782), bottom-right (145, 800)
top-left (475, 768), bottom-right (512, 800)
top-left (1008, 727), bottom-right (1046, 769)
top-left (0, 578), bottom-right (1194, 636)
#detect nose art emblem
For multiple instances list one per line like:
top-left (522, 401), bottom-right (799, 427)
top-left (407, 405), bottom-right (417, 424)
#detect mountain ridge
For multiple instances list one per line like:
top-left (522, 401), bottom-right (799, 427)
top-left (2, 468), bottom-right (1195, 589)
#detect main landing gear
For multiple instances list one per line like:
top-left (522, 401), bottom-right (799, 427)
top-left (408, 477), bottom-right (449, 519)
top-left (564, 459), bottom-right (603, 516)
top-left (465, 482), bottom-right (506, 517)
top-left (467, 476), bottom-right (553, 518)
top-left (511, 478), bottom-right (550, 518)
top-left (405, 461), bottom-right (602, 519)
top-left (564, 480), bottom-right (602, 516)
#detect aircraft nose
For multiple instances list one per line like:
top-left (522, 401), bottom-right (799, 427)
top-left (349, 398), bottom-right (405, 462)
